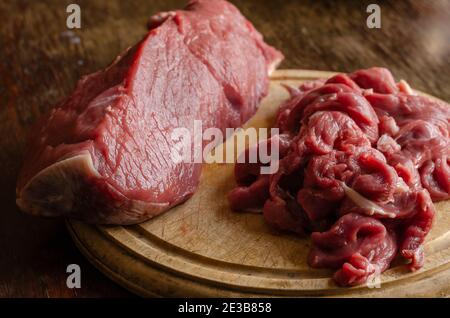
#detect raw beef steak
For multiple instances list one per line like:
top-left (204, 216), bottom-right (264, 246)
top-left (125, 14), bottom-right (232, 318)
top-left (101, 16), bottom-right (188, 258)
top-left (16, 0), bottom-right (283, 224)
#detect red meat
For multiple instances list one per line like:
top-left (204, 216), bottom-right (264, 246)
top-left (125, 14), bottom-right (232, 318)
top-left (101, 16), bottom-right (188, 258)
top-left (229, 67), bottom-right (449, 286)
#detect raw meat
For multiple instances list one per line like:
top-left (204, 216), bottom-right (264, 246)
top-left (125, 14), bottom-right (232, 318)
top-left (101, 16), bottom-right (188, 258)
top-left (16, 0), bottom-right (283, 224)
top-left (229, 67), bottom-right (449, 286)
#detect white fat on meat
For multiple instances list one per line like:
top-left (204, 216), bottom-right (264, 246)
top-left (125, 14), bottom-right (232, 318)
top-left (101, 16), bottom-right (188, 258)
top-left (341, 182), bottom-right (396, 218)
top-left (397, 80), bottom-right (415, 95)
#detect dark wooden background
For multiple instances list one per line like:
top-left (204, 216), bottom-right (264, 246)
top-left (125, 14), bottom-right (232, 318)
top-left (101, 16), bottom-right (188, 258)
top-left (0, 0), bottom-right (448, 297)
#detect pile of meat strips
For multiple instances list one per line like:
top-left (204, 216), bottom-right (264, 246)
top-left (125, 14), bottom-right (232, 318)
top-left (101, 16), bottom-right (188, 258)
top-left (228, 68), bottom-right (450, 286)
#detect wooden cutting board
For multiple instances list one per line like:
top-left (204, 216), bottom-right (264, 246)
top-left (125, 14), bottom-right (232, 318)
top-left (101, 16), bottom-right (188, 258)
top-left (67, 69), bottom-right (450, 297)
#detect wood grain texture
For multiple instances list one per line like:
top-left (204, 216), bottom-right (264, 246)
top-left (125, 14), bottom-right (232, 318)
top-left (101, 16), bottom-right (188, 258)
top-left (0, 0), bottom-right (449, 297)
top-left (68, 70), bottom-right (450, 298)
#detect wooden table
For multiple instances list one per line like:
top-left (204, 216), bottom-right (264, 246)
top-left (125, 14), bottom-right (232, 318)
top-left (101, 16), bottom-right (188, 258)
top-left (0, 0), bottom-right (448, 297)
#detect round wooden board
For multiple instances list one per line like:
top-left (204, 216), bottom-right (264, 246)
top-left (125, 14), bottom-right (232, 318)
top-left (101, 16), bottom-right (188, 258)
top-left (67, 69), bottom-right (450, 297)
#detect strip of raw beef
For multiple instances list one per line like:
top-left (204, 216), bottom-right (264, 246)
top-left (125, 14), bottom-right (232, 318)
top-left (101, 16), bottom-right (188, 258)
top-left (16, 0), bottom-right (283, 224)
top-left (229, 67), bottom-right (449, 286)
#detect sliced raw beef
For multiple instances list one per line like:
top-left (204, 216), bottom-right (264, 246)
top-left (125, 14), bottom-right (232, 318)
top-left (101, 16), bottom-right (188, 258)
top-left (229, 67), bottom-right (450, 286)
top-left (16, 0), bottom-right (283, 224)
